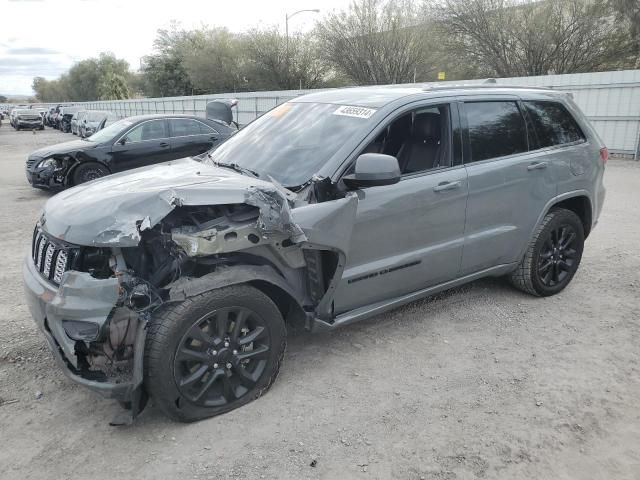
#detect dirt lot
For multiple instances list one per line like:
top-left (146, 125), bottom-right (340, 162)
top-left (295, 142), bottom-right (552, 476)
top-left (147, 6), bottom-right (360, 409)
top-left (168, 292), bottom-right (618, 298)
top-left (0, 125), bottom-right (639, 480)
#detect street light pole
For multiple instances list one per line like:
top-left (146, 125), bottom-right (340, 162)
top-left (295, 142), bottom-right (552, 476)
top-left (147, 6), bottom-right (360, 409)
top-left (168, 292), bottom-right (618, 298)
top-left (285, 8), bottom-right (320, 90)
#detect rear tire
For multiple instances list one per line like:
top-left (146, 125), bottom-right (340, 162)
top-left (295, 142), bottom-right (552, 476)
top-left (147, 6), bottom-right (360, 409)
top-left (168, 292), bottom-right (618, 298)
top-left (509, 208), bottom-right (584, 296)
top-left (144, 285), bottom-right (286, 422)
top-left (72, 162), bottom-right (109, 185)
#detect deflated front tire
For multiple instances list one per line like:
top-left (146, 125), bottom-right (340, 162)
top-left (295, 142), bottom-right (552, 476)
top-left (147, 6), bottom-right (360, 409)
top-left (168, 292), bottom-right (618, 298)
top-left (144, 285), bottom-right (286, 422)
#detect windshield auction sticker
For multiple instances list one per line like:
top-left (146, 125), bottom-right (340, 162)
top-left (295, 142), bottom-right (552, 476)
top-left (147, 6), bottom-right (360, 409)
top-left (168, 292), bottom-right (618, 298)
top-left (333, 105), bottom-right (377, 119)
top-left (268, 103), bottom-right (293, 118)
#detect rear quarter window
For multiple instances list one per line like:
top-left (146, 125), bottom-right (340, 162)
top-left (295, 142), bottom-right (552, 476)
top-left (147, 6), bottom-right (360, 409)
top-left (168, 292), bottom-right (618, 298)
top-left (465, 101), bottom-right (528, 162)
top-left (524, 100), bottom-right (585, 148)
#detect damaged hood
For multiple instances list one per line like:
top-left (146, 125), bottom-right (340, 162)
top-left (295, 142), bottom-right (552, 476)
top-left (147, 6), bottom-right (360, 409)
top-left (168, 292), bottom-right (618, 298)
top-left (29, 139), bottom-right (98, 159)
top-left (41, 158), bottom-right (304, 247)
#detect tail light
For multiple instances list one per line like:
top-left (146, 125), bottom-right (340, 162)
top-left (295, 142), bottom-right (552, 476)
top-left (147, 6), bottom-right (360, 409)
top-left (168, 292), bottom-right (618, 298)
top-left (599, 147), bottom-right (608, 164)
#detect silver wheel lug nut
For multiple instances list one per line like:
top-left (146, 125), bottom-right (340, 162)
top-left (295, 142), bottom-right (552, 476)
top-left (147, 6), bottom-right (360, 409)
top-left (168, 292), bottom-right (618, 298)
top-left (213, 363), bottom-right (219, 369)
top-left (232, 350), bottom-right (238, 355)
top-left (211, 350), bottom-right (217, 356)
top-left (226, 362), bottom-right (232, 369)
top-left (224, 341), bottom-right (230, 348)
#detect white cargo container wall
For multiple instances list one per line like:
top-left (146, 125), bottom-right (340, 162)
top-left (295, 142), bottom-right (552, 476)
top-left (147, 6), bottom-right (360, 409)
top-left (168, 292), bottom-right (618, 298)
top-left (76, 69), bottom-right (640, 158)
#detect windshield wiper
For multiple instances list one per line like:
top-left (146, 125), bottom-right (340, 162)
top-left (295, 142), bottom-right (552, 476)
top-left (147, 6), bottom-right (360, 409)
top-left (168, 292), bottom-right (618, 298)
top-left (209, 157), bottom-right (260, 179)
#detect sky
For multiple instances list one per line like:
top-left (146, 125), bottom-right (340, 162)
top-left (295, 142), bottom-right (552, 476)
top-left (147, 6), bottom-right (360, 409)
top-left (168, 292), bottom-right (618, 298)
top-left (0, 0), bottom-right (351, 96)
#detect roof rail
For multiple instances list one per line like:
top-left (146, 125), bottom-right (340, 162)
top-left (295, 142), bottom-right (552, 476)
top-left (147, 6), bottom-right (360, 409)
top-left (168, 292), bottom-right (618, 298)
top-left (421, 82), bottom-right (556, 92)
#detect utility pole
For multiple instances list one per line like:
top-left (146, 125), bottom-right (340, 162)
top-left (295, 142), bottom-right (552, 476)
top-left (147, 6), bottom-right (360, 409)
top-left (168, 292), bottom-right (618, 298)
top-left (285, 8), bottom-right (320, 90)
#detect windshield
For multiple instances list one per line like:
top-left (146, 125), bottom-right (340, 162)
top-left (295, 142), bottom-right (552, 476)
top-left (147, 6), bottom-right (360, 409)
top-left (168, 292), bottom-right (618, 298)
top-left (85, 118), bottom-right (133, 143)
top-left (207, 102), bottom-right (374, 187)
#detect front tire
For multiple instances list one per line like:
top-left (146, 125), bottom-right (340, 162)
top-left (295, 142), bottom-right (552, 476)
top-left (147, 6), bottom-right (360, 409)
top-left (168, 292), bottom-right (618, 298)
top-left (509, 208), bottom-right (584, 296)
top-left (72, 162), bottom-right (109, 185)
top-left (144, 285), bottom-right (286, 422)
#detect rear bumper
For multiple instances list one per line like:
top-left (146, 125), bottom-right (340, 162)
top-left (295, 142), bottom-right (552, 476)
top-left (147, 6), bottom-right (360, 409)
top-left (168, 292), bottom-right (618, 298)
top-left (22, 255), bottom-right (144, 402)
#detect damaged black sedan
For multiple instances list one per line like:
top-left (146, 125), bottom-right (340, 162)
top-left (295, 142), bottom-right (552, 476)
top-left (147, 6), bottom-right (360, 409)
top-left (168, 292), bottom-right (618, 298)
top-left (25, 113), bottom-right (235, 190)
top-left (23, 86), bottom-right (605, 423)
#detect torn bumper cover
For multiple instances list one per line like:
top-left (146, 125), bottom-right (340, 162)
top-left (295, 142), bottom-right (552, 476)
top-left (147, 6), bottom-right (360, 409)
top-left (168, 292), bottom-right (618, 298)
top-left (22, 256), bottom-right (145, 401)
top-left (25, 160), bottom-right (67, 189)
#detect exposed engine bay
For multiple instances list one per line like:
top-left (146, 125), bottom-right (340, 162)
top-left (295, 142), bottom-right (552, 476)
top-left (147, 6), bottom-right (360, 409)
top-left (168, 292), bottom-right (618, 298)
top-left (67, 204), bottom-right (307, 382)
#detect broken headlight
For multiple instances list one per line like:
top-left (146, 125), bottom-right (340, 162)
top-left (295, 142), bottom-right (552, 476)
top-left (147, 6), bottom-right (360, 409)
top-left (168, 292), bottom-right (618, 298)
top-left (37, 158), bottom-right (58, 169)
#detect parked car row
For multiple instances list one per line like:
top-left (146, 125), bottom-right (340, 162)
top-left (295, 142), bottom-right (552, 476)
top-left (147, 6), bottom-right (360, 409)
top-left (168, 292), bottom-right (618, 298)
top-left (26, 109), bottom-right (237, 189)
top-left (42, 106), bottom-right (118, 136)
top-left (1, 104), bottom-right (117, 135)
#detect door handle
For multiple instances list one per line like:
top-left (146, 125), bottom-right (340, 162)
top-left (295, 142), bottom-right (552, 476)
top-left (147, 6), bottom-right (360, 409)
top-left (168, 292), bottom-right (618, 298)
top-left (433, 180), bottom-right (462, 192)
top-left (527, 161), bottom-right (548, 171)
top-left (210, 136), bottom-right (218, 141)
top-left (159, 142), bottom-right (169, 148)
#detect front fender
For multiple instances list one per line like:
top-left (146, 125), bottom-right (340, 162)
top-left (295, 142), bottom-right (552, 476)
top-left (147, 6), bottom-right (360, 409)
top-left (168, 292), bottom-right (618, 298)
top-left (290, 194), bottom-right (358, 319)
top-left (166, 264), bottom-right (304, 306)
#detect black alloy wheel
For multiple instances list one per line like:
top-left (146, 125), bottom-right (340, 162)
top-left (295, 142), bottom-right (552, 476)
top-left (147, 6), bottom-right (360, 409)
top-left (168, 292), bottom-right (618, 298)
top-left (72, 162), bottom-right (110, 185)
top-left (536, 224), bottom-right (578, 287)
top-left (174, 307), bottom-right (271, 407)
top-left (144, 285), bottom-right (286, 422)
top-left (509, 208), bottom-right (585, 296)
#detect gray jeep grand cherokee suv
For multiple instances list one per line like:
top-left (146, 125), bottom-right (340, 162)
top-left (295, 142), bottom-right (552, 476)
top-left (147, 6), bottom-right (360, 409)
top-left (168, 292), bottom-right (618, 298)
top-left (23, 84), bottom-right (606, 423)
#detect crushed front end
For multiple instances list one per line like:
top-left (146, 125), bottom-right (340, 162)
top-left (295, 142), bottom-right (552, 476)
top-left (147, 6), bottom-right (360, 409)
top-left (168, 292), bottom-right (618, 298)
top-left (22, 158), bottom-right (359, 423)
top-left (25, 155), bottom-right (71, 189)
top-left (23, 227), bottom-right (151, 421)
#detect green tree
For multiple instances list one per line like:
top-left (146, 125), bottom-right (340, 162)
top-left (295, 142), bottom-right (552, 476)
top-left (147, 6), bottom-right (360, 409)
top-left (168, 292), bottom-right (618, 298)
top-left (32, 76), bottom-right (69, 102)
top-left (98, 72), bottom-right (131, 100)
top-left (607, 0), bottom-right (640, 68)
top-left (436, 0), bottom-right (625, 76)
top-left (0, 95), bottom-right (7, 103)
top-left (243, 28), bottom-right (340, 90)
top-left (32, 53), bottom-right (133, 102)
top-left (140, 25), bottom-right (195, 97)
top-left (182, 27), bottom-right (243, 93)
top-left (316, 0), bottom-right (432, 84)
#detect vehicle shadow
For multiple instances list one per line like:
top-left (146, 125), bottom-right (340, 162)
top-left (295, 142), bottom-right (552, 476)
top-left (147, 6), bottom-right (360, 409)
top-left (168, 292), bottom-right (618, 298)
top-left (129, 275), bottom-right (520, 429)
top-left (13, 187), bottom-right (58, 203)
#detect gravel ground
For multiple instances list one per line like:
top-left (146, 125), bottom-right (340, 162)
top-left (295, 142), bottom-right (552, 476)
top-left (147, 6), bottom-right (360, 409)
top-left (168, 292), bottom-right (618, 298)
top-left (0, 126), bottom-right (639, 480)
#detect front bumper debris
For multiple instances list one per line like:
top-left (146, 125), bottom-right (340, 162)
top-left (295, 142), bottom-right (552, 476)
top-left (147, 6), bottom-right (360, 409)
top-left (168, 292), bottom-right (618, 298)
top-left (22, 255), bottom-right (146, 407)
top-left (25, 168), bottom-right (59, 189)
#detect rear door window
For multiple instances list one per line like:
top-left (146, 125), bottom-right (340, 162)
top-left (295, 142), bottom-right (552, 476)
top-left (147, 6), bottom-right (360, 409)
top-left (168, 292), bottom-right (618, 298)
top-left (170, 118), bottom-right (211, 137)
top-left (124, 120), bottom-right (167, 143)
top-left (524, 101), bottom-right (585, 148)
top-left (464, 101), bottom-right (528, 162)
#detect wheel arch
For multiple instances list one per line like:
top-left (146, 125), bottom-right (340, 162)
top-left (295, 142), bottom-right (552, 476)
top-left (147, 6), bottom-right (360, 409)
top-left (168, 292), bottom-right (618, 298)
top-left (249, 279), bottom-right (307, 326)
top-left (65, 159), bottom-right (112, 187)
top-left (547, 193), bottom-right (593, 238)
top-left (166, 264), bottom-right (308, 326)
top-left (516, 191), bottom-right (594, 264)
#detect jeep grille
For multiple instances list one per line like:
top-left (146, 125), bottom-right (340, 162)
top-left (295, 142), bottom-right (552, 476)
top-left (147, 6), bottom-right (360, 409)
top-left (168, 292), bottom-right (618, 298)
top-left (32, 228), bottom-right (76, 285)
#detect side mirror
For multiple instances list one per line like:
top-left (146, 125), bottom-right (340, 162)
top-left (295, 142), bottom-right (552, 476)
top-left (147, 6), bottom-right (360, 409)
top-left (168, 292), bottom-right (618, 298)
top-left (343, 153), bottom-right (401, 189)
top-left (118, 137), bottom-right (127, 145)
